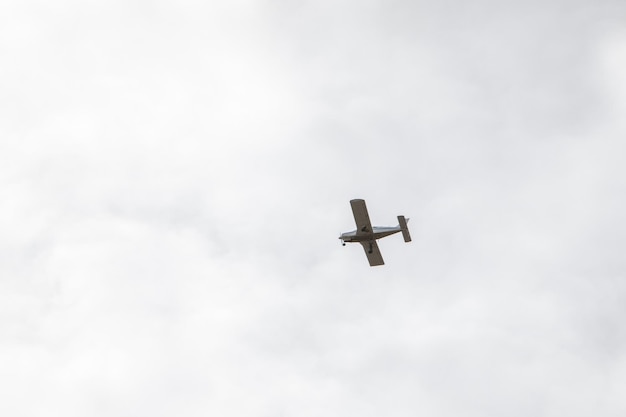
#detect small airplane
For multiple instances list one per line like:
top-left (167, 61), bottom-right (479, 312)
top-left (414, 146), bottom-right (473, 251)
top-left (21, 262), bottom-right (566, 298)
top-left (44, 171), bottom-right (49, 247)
top-left (339, 199), bottom-right (411, 266)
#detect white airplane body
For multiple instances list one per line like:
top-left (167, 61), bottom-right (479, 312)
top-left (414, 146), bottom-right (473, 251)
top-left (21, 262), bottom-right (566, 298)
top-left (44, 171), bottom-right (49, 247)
top-left (339, 199), bottom-right (411, 267)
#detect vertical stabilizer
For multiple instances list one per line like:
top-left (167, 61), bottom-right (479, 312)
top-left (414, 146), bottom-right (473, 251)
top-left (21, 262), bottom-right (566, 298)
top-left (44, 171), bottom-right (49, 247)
top-left (397, 215), bottom-right (411, 242)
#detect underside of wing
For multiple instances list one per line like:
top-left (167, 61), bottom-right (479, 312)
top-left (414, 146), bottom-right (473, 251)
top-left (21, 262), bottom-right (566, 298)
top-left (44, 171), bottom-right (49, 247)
top-left (359, 240), bottom-right (384, 267)
top-left (350, 199), bottom-right (373, 235)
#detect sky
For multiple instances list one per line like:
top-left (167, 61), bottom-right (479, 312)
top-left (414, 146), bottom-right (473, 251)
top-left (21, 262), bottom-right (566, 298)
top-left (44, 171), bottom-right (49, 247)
top-left (1, 0), bottom-right (626, 416)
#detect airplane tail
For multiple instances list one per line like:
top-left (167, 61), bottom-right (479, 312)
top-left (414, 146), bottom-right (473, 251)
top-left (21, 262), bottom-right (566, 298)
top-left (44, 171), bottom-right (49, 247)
top-left (397, 215), bottom-right (411, 242)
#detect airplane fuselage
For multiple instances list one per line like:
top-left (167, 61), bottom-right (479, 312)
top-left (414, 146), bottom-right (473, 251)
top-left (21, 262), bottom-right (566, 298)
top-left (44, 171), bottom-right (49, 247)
top-left (339, 226), bottom-right (401, 243)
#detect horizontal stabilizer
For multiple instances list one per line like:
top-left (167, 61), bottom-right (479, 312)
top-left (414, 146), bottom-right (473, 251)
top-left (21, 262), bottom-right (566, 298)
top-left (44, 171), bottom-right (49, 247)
top-left (398, 215), bottom-right (411, 242)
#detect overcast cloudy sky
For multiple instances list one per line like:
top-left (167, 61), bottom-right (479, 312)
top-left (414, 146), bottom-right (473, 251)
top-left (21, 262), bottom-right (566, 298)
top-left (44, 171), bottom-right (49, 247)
top-left (2, 0), bottom-right (626, 416)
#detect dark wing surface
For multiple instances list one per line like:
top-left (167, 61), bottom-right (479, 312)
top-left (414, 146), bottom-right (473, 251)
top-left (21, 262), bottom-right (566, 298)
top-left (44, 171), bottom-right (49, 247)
top-left (359, 240), bottom-right (385, 267)
top-left (350, 199), bottom-right (373, 235)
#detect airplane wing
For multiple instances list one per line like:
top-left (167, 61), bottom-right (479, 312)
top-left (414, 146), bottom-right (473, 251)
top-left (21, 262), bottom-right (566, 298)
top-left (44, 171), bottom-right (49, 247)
top-left (350, 199), bottom-right (373, 235)
top-left (359, 240), bottom-right (385, 267)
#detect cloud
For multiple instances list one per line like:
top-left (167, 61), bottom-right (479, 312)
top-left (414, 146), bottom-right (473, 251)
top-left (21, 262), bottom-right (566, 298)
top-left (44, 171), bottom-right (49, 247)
top-left (2, 0), bottom-right (626, 416)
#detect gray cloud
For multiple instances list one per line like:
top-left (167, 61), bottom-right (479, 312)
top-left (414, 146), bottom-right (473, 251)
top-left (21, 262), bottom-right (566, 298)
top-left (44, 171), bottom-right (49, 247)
top-left (2, 0), bottom-right (626, 416)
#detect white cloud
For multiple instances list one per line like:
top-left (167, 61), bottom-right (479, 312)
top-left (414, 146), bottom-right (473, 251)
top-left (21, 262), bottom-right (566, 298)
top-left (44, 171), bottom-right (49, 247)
top-left (2, 0), bottom-right (626, 416)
